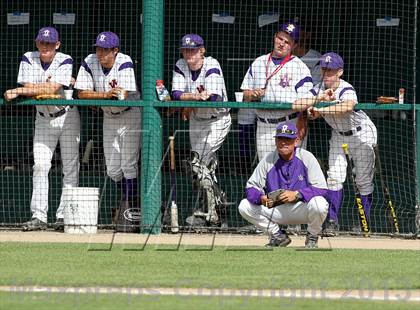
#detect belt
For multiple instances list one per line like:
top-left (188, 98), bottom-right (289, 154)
top-left (257, 112), bottom-right (299, 124)
top-left (194, 111), bottom-right (229, 121)
top-left (339, 126), bottom-right (362, 136)
top-left (194, 115), bottom-right (217, 121)
top-left (110, 107), bottom-right (131, 115)
top-left (38, 106), bottom-right (72, 118)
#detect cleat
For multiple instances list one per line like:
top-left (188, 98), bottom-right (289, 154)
top-left (323, 220), bottom-right (339, 237)
top-left (265, 230), bottom-right (291, 247)
top-left (305, 233), bottom-right (319, 249)
top-left (53, 218), bottom-right (64, 231)
top-left (115, 201), bottom-right (141, 233)
top-left (22, 218), bottom-right (47, 231)
top-left (350, 225), bottom-right (362, 236)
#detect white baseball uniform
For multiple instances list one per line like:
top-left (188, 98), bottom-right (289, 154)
top-left (310, 79), bottom-right (377, 194)
top-left (237, 50), bottom-right (321, 126)
top-left (241, 54), bottom-right (313, 160)
top-left (17, 51), bottom-right (80, 223)
top-left (238, 148), bottom-right (329, 236)
top-left (172, 56), bottom-right (231, 165)
top-left (75, 52), bottom-right (140, 182)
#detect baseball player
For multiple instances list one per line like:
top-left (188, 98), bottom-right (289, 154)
top-left (171, 33), bottom-right (231, 166)
top-left (75, 31), bottom-right (141, 233)
top-left (171, 34), bottom-right (231, 226)
top-left (238, 121), bottom-right (329, 248)
top-left (237, 39), bottom-right (321, 173)
top-left (240, 22), bottom-right (313, 161)
top-left (4, 26), bottom-right (80, 231)
top-left (294, 52), bottom-right (377, 235)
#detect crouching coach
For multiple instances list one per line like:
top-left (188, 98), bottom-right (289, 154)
top-left (238, 121), bottom-right (329, 249)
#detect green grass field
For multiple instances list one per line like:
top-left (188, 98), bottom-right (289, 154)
top-left (0, 292), bottom-right (418, 310)
top-left (1, 242), bottom-right (419, 290)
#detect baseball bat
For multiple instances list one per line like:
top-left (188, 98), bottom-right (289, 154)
top-left (169, 136), bottom-right (179, 233)
top-left (82, 139), bottom-right (93, 164)
top-left (373, 145), bottom-right (399, 234)
top-left (342, 143), bottom-right (370, 236)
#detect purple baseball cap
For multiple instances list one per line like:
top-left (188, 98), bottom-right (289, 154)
top-left (180, 34), bottom-right (204, 49)
top-left (274, 121), bottom-right (298, 139)
top-left (320, 52), bottom-right (344, 69)
top-left (278, 22), bottom-right (300, 42)
top-left (35, 27), bottom-right (59, 43)
top-left (94, 31), bottom-right (120, 48)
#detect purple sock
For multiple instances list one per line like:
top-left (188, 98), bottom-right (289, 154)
top-left (361, 194), bottom-right (372, 221)
top-left (125, 178), bottom-right (137, 199)
top-left (122, 178), bottom-right (138, 201)
top-left (327, 189), bottom-right (343, 222)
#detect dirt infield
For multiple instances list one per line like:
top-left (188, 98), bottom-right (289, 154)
top-left (0, 230), bottom-right (419, 250)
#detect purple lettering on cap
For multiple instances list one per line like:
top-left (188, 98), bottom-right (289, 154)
top-left (94, 31), bottom-right (120, 49)
top-left (35, 27), bottom-right (59, 43)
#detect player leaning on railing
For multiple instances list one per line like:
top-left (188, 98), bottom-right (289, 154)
top-left (3, 26), bottom-right (80, 231)
top-left (75, 31), bottom-right (141, 233)
top-left (293, 52), bottom-right (378, 236)
top-left (171, 34), bottom-right (231, 228)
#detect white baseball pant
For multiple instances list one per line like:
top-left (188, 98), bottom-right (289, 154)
top-left (238, 108), bottom-right (256, 125)
top-left (238, 196), bottom-right (328, 236)
top-left (189, 113), bottom-right (231, 165)
top-left (103, 107), bottom-right (141, 182)
top-left (327, 123), bottom-right (377, 195)
top-left (31, 107), bottom-right (80, 222)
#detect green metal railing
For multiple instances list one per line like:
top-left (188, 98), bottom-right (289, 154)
top-left (0, 0), bottom-right (418, 234)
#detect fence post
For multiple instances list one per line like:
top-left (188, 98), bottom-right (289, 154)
top-left (415, 8), bottom-right (420, 235)
top-left (140, 0), bottom-right (164, 234)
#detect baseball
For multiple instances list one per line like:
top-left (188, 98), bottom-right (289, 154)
top-left (117, 89), bottom-right (126, 100)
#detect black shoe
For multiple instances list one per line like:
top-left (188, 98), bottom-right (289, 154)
top-left (323, 220), bottom-right (339, 237)
top-left (22, 218), bottom-right (47, 231)
top-left (305, 233), bottom-right (319, 249)
top-left (265, 230), bottom-right (291, 247)
top-left (53, 218), bottom-right (64, 231)
top-left (115, 201), bottom-right (141, 233)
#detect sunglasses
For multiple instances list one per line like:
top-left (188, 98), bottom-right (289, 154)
top-left (275, 129), bottom-right (296, 136)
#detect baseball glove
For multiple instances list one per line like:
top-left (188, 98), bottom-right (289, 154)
top-left (376, 96), bottom-right (398, 104)
top-left (34, 94), bottom-right (62, 100)
top-left (267, 189), bottom-right (285, 208)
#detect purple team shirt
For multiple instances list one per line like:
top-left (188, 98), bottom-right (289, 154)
top-left (246, 148), bottom-right (327, 205)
